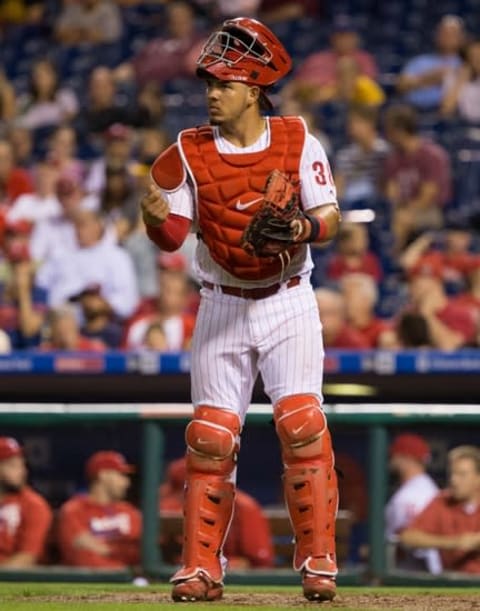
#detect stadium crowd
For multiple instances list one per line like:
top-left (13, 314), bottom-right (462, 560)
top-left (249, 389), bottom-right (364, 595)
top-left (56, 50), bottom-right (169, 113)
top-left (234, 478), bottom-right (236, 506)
top-left (1, 0), bottom-right (480, 354)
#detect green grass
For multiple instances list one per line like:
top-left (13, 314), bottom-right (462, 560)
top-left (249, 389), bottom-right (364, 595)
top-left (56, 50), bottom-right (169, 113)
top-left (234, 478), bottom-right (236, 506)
top-left (0, 584), bottom-right (478, 611)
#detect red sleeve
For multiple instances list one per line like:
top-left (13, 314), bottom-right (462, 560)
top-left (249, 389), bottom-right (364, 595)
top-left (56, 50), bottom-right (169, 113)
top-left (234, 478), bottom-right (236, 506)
top-left (418, 145), bottom-right (452, 205)
top-left (408, 495), bottom-right (443, 534)
top-left (438, 304), bottom-right (477, 344)
top-left (8, 169), bottom-right (34, 203)
top-left (146, 214), bottom-right (191, 252)
top-left (17, 493), bottom-right (53, 559)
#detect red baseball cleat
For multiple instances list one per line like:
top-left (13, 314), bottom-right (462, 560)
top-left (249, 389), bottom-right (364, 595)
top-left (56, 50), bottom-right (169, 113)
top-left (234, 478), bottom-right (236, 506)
top-left (302, 571), bottom-right (337, 602)
top-left (171, 572), bottom-right (223, 602)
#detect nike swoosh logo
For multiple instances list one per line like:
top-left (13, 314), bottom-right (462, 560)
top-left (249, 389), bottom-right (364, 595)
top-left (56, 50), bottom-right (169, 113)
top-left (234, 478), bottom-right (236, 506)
top-left (235, 197), bottom-right (263, 211)
top-left (292, 423), bottom-right (306, 436)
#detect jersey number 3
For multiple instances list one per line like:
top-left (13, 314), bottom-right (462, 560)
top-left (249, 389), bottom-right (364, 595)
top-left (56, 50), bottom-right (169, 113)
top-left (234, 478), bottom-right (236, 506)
top-left (313, 161), bottom-right (333, 186)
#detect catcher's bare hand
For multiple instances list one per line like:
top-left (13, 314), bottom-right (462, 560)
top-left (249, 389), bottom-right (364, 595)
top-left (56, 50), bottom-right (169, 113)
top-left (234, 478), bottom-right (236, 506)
top-left (141, 184), bottom-right (170, 226)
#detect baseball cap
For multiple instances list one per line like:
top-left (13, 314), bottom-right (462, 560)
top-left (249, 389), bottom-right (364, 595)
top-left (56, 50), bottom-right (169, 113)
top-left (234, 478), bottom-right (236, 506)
top-left (85, 451), bottom-right (135, 480)
top-left (389, 433), bottom-right (431, 464)
top-left (156, 252), bottom-right (187, 272)
top-left (0, 437), bottom-right (23, 461)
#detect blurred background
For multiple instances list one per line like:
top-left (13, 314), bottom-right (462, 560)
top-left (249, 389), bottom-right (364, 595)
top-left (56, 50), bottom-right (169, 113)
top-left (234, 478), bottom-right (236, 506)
top-left (0, 0), bottom-right (479, 586)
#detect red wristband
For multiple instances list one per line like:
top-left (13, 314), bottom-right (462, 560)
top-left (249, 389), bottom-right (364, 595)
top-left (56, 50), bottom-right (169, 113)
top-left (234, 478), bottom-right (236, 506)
top-left (306, 214), bottom-right (328, 243)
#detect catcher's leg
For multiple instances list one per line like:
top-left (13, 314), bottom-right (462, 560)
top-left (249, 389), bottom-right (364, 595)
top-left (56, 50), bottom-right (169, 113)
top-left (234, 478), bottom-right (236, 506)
top-left (274, 393), bottom-right (338, 602)
top-left (171, 405), bottom-right (241, 602)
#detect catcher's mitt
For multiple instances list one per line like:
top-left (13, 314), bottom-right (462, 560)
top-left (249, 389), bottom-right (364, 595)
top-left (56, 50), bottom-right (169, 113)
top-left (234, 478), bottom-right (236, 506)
top-left (241, 169), bottom-right (302, 258)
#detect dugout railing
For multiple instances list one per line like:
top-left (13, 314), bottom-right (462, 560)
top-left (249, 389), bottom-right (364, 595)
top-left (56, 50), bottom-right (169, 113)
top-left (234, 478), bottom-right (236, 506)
top-left (0, 402), bottom-right (479, 587)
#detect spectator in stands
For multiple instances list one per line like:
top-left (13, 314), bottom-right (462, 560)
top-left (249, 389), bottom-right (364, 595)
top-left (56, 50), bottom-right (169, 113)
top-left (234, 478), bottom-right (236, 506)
top-left (114, 1), bottom-right (207, 88)
top-left (84, 123), bottom-right (135, 196)
top-left (400, 221), bottom-right (475, 294)
top-left (340, 274), bottom-right (391, 348)
top-left (16, 59), bottom-right (79, 130)
top-left (385, 433), bottom-right (441, 574)
top-left (36, 209), bottom-right (139, 319)
top-left (81, 67), bottom-right (152, 135)
top-left (40, 305), bottom-right (105, 351)
top-left (383, 104), bottom-right (452, 251)
top-left (259, 0), bottom-right (318, 22)
top-left (0, 0), bottom-right (44, 28)
top-left (58, 451), bottom-right (141, 568)
top-left (0, 437), bottom-right (52, 567)
top-left (404, 258), bottom-right (477, 350)
top-left (136, 128), bottom-right (170, 168)
top-left (334, 105), bottom-right (389, 208)
top-left (70, 283), bottom-right (123, 349)
top-left (441, 39), bottom-right (480, 123)
top-left (55, 0), bottom-right (123, 46)
top-left (0, 69), bottom-right (16, 125)
top-left (452, 258), bottom-right (480, 322)
top-left (7, 126), bottom-right (34, 170)
top-left (45, 126), bottom-right (85, 185)
top-left (100, 163), bottom-right (138, 241)
top-left (397, 15), bottom-right (465, 111)
top-left (142, 321), bottom-right (168, 351)
top-left (0, 220), bottom-right (48, 349)
top-left (30, 175), bottom-right (99, 264)
top-left (159, 457), bottom-right (274, 568)
top-left (122, 212), bottom-right (159, 299)
top-left (401, 445), bottom-right (480, 574)
top-left (314, 288), bottom-right (369, 349)
top-left (124, 252), bottom-right (195, 350)
top-left (7, 162), bottom-right (60, 224)
top-left (327, 222), bottom-right (382, 283)
top-left (0, 140), bottom-right (33, 207)
top-left (284, 14), bottom-right (378, 105)
top-left (280, 98), bottom-right (331, 157)
top-left (136, 82), bottom-right (166, 129)
top-left (391, 312), bottom-right (433, 349)
top-left (0, 328), bottom-right (10, 353)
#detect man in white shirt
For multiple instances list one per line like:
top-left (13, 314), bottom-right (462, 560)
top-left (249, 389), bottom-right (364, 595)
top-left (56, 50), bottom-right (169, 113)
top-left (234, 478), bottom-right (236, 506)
top-left (36, 209), bottom-right (139, 320)
top-left (385, 433), bottom-right (442, 573)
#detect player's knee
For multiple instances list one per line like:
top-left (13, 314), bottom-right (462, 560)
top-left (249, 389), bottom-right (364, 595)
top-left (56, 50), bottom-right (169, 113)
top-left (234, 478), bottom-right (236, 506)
top-left (274, 394), bottom-right (331, 461)
top-left (186, 405), bottom-right (241, 475)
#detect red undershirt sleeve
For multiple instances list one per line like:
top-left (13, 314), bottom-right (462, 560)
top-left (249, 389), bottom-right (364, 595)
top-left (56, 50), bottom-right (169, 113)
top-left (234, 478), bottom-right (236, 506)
top-left (145, 214), bottom-right (192, 252)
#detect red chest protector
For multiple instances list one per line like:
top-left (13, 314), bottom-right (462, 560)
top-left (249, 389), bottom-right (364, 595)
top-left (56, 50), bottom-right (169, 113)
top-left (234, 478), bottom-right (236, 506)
top-left (180, 116), bottom-right (306, 280)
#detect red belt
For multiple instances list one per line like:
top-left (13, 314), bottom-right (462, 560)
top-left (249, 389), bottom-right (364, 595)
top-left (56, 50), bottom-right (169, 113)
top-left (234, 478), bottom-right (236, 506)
top-left (202, 276), bottom-right (301, 300)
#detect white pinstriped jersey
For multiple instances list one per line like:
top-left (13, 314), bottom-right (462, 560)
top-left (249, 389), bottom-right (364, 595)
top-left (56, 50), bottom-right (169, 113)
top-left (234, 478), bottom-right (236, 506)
top-left (156, 116), bottom-right (337, 287)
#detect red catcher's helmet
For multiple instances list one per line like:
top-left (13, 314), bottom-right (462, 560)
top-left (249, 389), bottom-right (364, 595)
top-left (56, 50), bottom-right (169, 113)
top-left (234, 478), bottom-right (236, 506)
top-left (196, 17), bottom-right (292, 90)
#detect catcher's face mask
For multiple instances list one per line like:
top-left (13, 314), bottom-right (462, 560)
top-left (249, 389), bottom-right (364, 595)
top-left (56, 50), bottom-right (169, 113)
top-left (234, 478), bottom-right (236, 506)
top-left (197, 17), bottom-right (292, 109)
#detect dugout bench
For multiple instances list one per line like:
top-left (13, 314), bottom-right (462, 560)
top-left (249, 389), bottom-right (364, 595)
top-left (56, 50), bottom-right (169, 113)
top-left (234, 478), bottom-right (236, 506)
top-left (0, 401), bottom-right (479, 586)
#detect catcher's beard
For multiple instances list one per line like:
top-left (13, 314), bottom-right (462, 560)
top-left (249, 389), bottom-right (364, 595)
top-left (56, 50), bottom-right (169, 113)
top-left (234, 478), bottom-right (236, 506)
top-left (0, 481), bottom-right (24, 494)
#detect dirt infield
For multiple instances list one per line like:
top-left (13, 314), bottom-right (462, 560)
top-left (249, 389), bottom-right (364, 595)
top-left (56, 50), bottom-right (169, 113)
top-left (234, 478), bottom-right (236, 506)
top-left (14, 591), bottom-right (480, 610)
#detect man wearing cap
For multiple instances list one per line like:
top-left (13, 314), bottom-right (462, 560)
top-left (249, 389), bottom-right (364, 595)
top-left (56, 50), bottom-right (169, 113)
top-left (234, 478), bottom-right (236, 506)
top-left (385, 433), bottom-right (441, 573)
top-left (0, 437), bottom-right (53, 567)
top-left (406, 258), bottom-right (477, 350)
top-left (284, 15), bottom-right (379, 105)
top-left (57, 451), bottom-right (141, 568)
top-left (401, 445), bottom-right (480, 574)
top-left (123, 252), bottom-right (195, 351)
